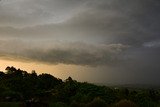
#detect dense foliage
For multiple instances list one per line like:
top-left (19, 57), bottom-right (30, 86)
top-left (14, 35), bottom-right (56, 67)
top-left (0, 66), bottom-right (160, 107)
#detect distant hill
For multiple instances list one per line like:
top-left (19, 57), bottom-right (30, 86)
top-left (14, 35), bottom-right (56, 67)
top-left (95, 83), bottom-right (160, 89)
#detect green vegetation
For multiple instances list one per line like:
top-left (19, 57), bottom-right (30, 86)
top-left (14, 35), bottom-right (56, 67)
top-left (0, 66), bottom-right (160, 107)
top-left (0, 102), bottom-right (20, 107)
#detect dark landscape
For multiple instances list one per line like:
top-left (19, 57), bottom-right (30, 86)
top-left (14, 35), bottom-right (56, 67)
top-left (0, 66), bottom-right (160, 107)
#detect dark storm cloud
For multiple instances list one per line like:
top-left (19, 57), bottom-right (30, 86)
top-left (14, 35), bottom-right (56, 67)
top-left (0, 40), bottom-right (128, 66)
top-left (0, 0), bottom-right (86, 26)
top-left (0, 0), bottom-right (160, 84)
top-left (66, 0), bottom-right (160, 45)
top-left (0, 0), bottom-right (160, 66)
top-left (1, 0), bottom-right (160, 45)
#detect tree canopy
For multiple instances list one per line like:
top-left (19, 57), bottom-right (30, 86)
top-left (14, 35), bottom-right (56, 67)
top-left (0, 66), bottom-right (160, 107)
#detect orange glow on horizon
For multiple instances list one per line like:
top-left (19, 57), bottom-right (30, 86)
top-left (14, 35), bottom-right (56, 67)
top-left (0, 59), bottom-right (98, 82)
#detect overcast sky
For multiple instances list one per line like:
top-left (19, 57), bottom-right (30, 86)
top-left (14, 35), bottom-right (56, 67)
top-left (0, 0), bottom-right (160, 85)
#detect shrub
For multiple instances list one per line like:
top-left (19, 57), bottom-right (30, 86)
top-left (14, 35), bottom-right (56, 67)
top-left (86, 97), bottom-right (107, 107)
top-left (50, 102), bottom-right (68, 107)
top-left (114, 99), bottom-right (137, 107)
top-left (70, 101), bottom-right (86, 107)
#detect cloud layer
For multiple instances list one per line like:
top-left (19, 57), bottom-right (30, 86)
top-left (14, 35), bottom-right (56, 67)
top-left (0, 40), bottom-right (128, 66)
top-left (0, 0), bottom-right (160, 84)
top-left (0, 0), bottom-right (86, 26)
top-left (0, 0), bottom-right (160, 45)
top-left (0, 0), bottom-right (160, 66)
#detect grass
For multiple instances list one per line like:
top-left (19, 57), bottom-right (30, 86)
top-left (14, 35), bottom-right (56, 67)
top-left (0, 102), bottom-right (21, 107)
top-left (49, 102), bottom-right (69, 107)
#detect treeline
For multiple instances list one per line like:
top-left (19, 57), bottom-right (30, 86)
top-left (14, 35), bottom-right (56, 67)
top-left (0, 66), bottom-right (160, 107)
